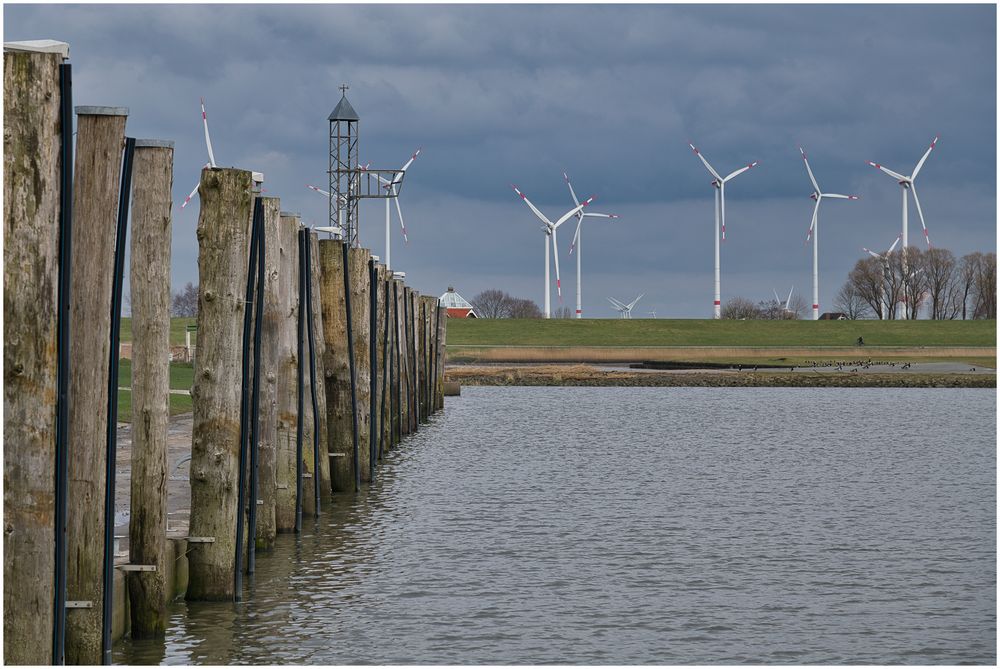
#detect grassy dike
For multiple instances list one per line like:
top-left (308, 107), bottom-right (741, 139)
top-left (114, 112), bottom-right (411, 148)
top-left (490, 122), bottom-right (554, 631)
top-left (445, 319), bottom-right (996, 387)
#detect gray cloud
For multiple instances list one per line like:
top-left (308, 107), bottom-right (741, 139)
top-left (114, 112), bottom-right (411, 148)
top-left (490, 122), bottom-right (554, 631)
top-left (4, 3), bottom-right (995, 317)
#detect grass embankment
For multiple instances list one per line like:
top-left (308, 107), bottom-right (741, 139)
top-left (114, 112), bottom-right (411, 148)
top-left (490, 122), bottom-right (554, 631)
top-left (119, 317), bottom-right (197, 346)
top-left (446, 319), bottom-right (996, 365)
top-left (116, 359), bottom-right (194, 423)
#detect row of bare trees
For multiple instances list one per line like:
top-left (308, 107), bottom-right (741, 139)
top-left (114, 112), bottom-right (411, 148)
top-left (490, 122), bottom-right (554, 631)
top-left (836, 248), bottom-right (996, 320)
top-left (471, 289), bottom-right (544, 318)
top-left (721, 295), bottom-right (808, 320)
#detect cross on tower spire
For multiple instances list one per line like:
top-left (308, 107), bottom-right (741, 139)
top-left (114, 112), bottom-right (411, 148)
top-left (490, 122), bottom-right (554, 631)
top-left (339, 83), bottom-right (349, 95)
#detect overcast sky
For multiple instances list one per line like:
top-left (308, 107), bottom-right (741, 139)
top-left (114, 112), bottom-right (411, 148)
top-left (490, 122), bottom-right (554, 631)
top-left (5, 3), bottom-right (996, 317)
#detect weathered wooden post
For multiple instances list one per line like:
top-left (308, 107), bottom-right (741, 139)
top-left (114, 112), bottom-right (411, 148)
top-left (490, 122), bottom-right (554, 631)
top-left (348, 247), bottom-right (372, 482)
top-left (376, 265), bottom-right (390, 460)
top-left (390, 277), bottom-right (402, 446)
top-left (318, 240), bottom-right (353, 491)
top-left (399, 283), bottom-right (411, 436)
top-left (65, 105), bottom-right (127, 665)
top-left (255, 198), bottom-right (280, 548)
top-left (187, 168), bottom-right (253, 600)
top-left (275, 212), bottom-right (299, 530)
top-left (126, 139), bottom-right (173, 637)
top-left (308, 232), bottom-right (332, 501)
top-left (3, 43), bottom-right (64, 664)
top-left (409, 289), bottom-right (421, 433)
top-left (421, 296), bottom-right (436, 421)
top-left (436, 305), bottom-right (447, 411)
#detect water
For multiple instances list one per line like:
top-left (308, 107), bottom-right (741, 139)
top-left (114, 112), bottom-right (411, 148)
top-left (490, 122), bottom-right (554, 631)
top-left (115, 387), bottom-right (996, 664)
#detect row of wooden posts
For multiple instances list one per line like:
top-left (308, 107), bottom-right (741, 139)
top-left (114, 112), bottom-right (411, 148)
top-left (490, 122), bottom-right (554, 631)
top-left (3, 46), bottom-right (447, 666)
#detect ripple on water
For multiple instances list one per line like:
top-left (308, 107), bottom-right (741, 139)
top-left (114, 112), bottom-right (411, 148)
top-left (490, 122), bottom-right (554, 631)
top-left (116, 386), bottom-right (996, 665)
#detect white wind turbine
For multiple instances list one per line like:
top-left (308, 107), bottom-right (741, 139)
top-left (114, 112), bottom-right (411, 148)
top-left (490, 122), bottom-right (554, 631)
top-left (608, 294), bottom-right (644, 319)
top-left (511, 185), bottom-right (594, 318)
top-left (563, 172), bottom-right (619, 319)
top-left (800, 147), bottom-right (859, 321)
top-left (306, 161), bottom-right (370, 239)
top-left (369, 148), bottom-right (421, 269)
top-left (181, 98), bottom-right (263, 209)
top-left (867, 136), bottom-right (938, 250)
top-left (688, 142), bottom-right (760, 319)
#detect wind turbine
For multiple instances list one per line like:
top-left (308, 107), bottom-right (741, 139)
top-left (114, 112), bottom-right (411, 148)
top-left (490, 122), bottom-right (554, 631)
top-left (181, 98), bottom-right (263, 209)
top-left (563, 172), bottom-right (619, 319)
top-left (688, 142), bottom-right (760, 318)
top-left (608, 294), bottom-right (643, 319)
top-left (772, 286), bottom-right (795, 317)
top-left (511, 185), bottom-right (594, 318)
top-left (368, 148), bottom-right (421, 270)
top-left (862, 235), bottom-right (902, 318)
top-left (306, 161), bottom-right (369, 239)
top-left (867, 136), bottom-right (938, 251)
top-left (800, 147), bottom-right (859, 320)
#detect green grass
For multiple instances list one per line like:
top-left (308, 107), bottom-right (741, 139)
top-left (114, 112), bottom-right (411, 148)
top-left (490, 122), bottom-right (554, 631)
top-left (116, 389), bottom-right (193, 424)
top-left (119, 317), bottom-right (197, 347)
top-left (447, 318), bottom-right (997, 348)
top-left (117, 359), bottom-right (194, 391)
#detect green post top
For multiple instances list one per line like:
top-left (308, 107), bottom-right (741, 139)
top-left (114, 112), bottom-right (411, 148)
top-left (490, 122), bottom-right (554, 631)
top-left (186, 324), bottom-right (198, 332)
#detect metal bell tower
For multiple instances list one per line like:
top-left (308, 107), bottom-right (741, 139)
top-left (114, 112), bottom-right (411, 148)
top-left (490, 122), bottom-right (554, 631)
top-left (329, 84), bottom-right (360, 246)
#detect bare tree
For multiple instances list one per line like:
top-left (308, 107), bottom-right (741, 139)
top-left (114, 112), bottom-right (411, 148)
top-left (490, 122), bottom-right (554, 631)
top-left (720, 296), bottom-right (761, 320)
top-left (971, 252), bottom-right (997, 319)
top-left (958, 252), bottom-right (982, 320)
top-left (896, 248), bottom-right (929, 319)
top-left (171, 281), bottom-right (199, 317)
top-left (552, 306), bottom-right (575, 319)
top-left (922, 248), bottom-right (960, 320)
top-left (471, 289), bottom-right (511, 319)
top-left (508, 297), bottom-right (543, 319)
top-left (847, 257), bottom-right (889, 320)
top-left (834, 280), bottom-right (872, 320)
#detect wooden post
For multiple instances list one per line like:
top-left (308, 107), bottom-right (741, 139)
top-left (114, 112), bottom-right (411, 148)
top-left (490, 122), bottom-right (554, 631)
top-left (65, 106), bottom-right (127, 665)
top-left (399, 284), bottom-right (411, 436)
top-left (126, 139), bottom-right (173, 637)
top-left (422, 296), bottom-right (436, 421)
top-left (347, 247), bottom-right (372, 482)
top-left (187, 167), bottom-right (253, 600)
top-left (409, 289), bottom-right (421, 433)
top-left (3, 47), bottom-right (63, 665)
top-left (376, 266), bottom-right (389, 459)
top-left (390, 278), bottom-right (402, 447)
top-left (308, 232), bottom-right (332, 499)
top-left (255, 198), bottom-right (280, 548)
top-left (317, 240), bottom-right (352, 491)
top-left (436, 305), bottom-right (447, 411)
top-left (275, 213), bottom-right (299, 530)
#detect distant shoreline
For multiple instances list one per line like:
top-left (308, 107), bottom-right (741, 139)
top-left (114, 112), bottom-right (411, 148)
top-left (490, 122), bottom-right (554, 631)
top-left (445, 364), bottom-right (996, 389)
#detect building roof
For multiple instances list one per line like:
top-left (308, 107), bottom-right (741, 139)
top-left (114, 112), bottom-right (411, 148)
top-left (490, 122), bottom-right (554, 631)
top-left (328, 94), bottom-right (359, 121)
top-left (440, 287), bottom-right (474, 310)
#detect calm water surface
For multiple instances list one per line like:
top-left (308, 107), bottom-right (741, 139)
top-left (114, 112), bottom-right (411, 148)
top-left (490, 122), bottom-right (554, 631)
top-left (115, 387), bottom-right (996, 664)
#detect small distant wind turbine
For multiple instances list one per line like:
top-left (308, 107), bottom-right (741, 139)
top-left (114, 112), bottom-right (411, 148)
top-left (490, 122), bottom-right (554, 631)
top-left (772, 286), bottom-right (795, 316)
top-left (306, 161), bottom-right (370, 237)
top-left (368, 148), bottom-right (421, 269)
top-left (862, 235), bottom-right (902, 318)
top-left (688, 142), bottom-right (760, 318)
top-left (608, 294), bottom-right (644, 319)
top-left (181, 98), bottom-right (263, 209)
top-left (563, 172), bottom-right (619, 319)
top-left (512, 185), bottom-right (594, 319)
top-left (648, 309), bottom-right (657, 319)
top-left (800, 147), bottom-right (859, 321)
top-left (867, 136), bottom-right (938, 250)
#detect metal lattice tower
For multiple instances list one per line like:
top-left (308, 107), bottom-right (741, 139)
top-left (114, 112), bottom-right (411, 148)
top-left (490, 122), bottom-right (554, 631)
top-left (329, 84), bottom-right (360, 246)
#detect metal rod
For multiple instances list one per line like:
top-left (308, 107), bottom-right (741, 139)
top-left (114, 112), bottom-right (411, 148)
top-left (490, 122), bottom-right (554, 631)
top-left (303, 233), bottom-right (321, 516)
top-left (342, 242), bottom-right (361, 492)
top-left (101, 136), bottom-right (135, 665)
top-left (247, 197), bottom-right (265, 574)
top-left (294, 229), bottom-right (306, 531)
top-left (234, 197), bottom-right (262, 600)
top-left (53, 61), bottom-right (73, 667)
top-left (368, 258), bottom-right (377, 482)
top-left (404, 294), bottom-right (415, 434)
top-left (379, 279), bottom-right (391, 461)
top-left (392, 281), bottom-right (401, 445)
top-left (431, 302), bottom-right (440, 413)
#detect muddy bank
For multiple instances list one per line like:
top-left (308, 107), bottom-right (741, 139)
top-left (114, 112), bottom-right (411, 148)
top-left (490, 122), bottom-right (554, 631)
top-left (445, 365), bottom-right (996, 388)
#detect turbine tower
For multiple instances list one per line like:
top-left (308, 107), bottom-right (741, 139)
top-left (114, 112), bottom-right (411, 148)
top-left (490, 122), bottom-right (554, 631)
top-left (564, 172), bottom-right (619, 319)
top-left (511, 185), bottom-right (593, 318)
top-left (688, 142), bottom-right (759, 318)
top-left (800, 147), bottom-right (859, 320)
top-left (867, 136), bottom-right (938, 251)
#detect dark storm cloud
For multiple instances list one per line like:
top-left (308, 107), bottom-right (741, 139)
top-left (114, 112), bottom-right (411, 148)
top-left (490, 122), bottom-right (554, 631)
top-left (4, 4), bottom-right (995, 317)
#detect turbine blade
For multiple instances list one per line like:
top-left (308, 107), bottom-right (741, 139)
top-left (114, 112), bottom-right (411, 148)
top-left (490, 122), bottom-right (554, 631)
top-left (583, 211), bottom-right (618, 219)
top-left (394, 195), bottom-right (409, 244)
top-left (887, 235), bottom-right (901, 254)
top-left (569, 216), bottom-right (582, 255)
top-left (724, 160), bottom-right (759, 182)
top-left (555, 197), bottom-right (593, 228)
top-left (909, 183), bottom-right (932, 247)
top-left (822, 193), bottom-right (860, 200)
top-left (786, 286), bottom-right (793, 309)
top-left (799, 147), bottom-right (820, 193)
top-left (862, 247), bottom-right (883, 259)
top-left (867, 161), bottom-right (907, 181)
top-left (773, 288), bottom-right (781, 304)
top-left (911, 135), bottom-right (938, 180)
top-left (563, 172), bottom-right (581, 207)
top-left (689, 142), bottom-right (722, 181)
top-left (552, 225), bottom-right (562, 302)
top-left (180, 180), bottom-right (200, 209)
top-left (511, 185), bottom-right (552, 227)
top-left (805, 198), bottom-right (821, 243)
top-left (201, 97), bottom-right (217, 168)
top-left (307, 184), bottom-right (331, 197)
